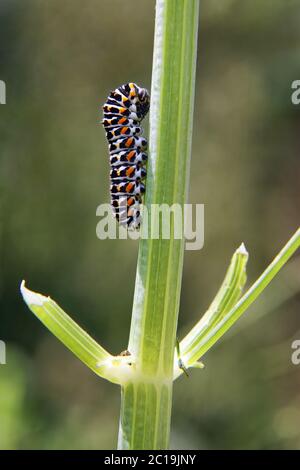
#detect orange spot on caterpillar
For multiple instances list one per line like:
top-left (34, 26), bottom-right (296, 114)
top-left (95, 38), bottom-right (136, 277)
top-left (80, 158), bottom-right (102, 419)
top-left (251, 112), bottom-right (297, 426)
top-left (127, 151), bottom-right (135, 161)
top-left (126, 182), bottom-right (134, 192)
top-left (125, 137), bottom-right (134, 148)
top-left (126, 167), bottom-right (135, 177)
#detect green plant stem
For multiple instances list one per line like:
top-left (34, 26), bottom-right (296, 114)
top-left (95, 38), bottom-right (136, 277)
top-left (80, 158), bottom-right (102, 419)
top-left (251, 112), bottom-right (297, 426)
top-left (118, 382), bottom-right (172, 449)
top-left (118, 0), bottom-right (200, 450)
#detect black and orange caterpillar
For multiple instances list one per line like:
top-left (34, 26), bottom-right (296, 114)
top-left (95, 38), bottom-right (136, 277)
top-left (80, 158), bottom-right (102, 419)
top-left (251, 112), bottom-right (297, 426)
top-left (102, 83), bottom-right (150, 229)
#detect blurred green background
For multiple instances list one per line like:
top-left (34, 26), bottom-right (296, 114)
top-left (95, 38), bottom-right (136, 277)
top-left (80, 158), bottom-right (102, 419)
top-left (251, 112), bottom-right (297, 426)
top-left (0, 0), bottom-right (300, 449)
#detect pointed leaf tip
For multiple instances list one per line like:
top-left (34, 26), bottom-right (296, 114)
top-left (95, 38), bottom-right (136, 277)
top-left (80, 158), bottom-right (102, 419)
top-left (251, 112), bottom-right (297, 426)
top-left (237, 242), bottom-right (248, 257)
top-left (20, 280), bottom-right (48, 307)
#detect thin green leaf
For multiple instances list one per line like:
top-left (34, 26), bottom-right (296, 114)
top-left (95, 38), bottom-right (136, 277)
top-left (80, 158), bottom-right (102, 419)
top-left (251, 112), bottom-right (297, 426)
top-left (175, 242), bottom-right (248, 377)
top-left (179, 227), bottom-right (300, 370)
top-left (20, 281), bottom-right (132, 385)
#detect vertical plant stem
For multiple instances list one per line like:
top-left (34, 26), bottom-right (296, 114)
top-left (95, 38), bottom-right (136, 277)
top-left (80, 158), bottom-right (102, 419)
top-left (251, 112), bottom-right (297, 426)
top-left (118, 0), bottom-right (200, 450)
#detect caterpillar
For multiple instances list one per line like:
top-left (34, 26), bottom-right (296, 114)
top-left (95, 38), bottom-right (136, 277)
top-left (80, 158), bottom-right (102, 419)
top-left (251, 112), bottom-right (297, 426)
top-left (102, 82), bottom-right (150, 229)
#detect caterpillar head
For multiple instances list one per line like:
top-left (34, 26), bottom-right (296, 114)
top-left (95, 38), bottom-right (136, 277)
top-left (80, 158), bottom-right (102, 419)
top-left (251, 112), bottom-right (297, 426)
top-left (137, 86), bottom-right (150, 118)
